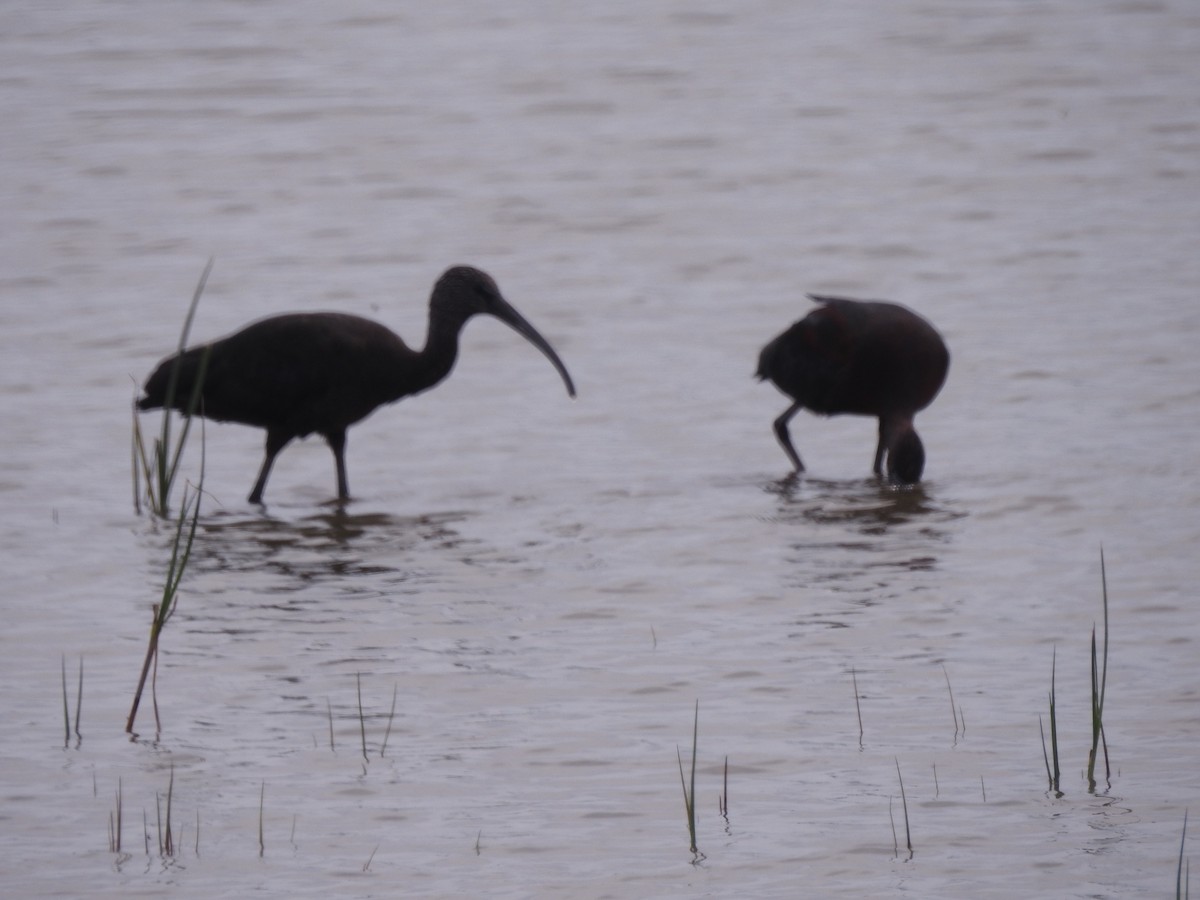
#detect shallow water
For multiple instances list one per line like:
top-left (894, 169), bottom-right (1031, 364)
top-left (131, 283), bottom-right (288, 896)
top-left (2, 1), bottom-right (1200, 897)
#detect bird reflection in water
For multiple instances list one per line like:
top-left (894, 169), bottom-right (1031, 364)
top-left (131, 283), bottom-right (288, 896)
top-left (761, 475), bottom-right (963, 636)
top-left (185, 507), bottom-right (473, 589)
top-left (766, 473), bottom-right (959, 532)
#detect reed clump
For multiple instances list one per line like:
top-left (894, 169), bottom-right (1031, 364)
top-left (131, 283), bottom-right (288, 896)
top-left (676, 700), bottom-right (702, 861)
top-left (1040, 646), bottom-right (1062, 797)
top-left (128, 264), bottom-right (215, 734)
top-left (106, 768), bottom-right (199, 862)
top-left (126, 477), bottom-right (202, 734)
top-left (132, 259), bottom-right (213, 519)
top-left (1038, 550), bottom-right (1112, 797)
top-left (324, 675), bottom-right (401, 762)
top-left (61, 655), bottom-right (82, 749)
top-left (1086, 549), bottom-right (1111, 791)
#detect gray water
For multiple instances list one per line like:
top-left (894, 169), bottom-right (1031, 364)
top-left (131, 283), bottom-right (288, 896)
top-left (2, 1), bottom-right (1199, 896)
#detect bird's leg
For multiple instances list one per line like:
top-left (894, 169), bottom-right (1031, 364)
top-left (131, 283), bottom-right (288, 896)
top-left (872, 419), bottom-right (887, 476)
top-left (249, 431), bottom-right (292, 504)
top-left (772, 402), bottom-right (805, 472)
top-left (325, 429), bottom-right (350, 501)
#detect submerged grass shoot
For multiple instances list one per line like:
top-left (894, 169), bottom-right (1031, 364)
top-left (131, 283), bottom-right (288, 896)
top-left (380, 683), bottom-right (398, 758)
top-left (74, 658), bottom-right (83, 743)
top-left (327, 698), bottom-right (335, 753)
top-left (61, 656), bottom-right (70, 747)
top-left (61, 656), bottom-right (84, 748)
top-left (109, 777), bottom-right (123, 854)
top-left (942, 664), bottom-right (961, 740)
top-left (1088, 548), bottom-right (1111, 792)
top-left (852, 666), bottom-right (863, 746)
top-left (162, 764), bottom-right (175, 856)
top-left (895, 758), bottom-right (912, 858)
top-left (363, 844), bottom-right (379, 872)
top-left (356, 672), bottom-right (368, 762)
top-left (676, 700), bottom-right (700, 858)
top-left (1178, 810), bottom-right (1189, 900)
top-left (1037, 552), bottom-right (1113, 796)
top-left (719, 755), bottom-right (728, 820)
top-left (1041, 645), bottom-right (1062, 796)
top-left (258, 781), bottom-right (265, 858)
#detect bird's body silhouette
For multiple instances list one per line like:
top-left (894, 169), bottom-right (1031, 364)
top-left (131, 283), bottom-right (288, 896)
top-left (137, 266), bottom-right (576, 504)
top-left (757, 294), bottom-right (949, 484)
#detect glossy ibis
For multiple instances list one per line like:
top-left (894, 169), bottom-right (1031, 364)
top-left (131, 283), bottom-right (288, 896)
top-left (756, 294), bottom-right (949, 484)
top-left (137, 265), bottom-right (576, 504)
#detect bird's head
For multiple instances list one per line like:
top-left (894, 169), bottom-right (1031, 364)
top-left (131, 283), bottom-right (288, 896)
top-left (886, 424), bottom-right (926, 485)
top-left (432, 266), bottom-right (576, 398)
top-left (433, 266), bottom-right (505, 318)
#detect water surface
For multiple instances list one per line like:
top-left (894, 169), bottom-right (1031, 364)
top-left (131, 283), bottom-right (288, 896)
top-left (2, 1), bottom-right (1199, 897)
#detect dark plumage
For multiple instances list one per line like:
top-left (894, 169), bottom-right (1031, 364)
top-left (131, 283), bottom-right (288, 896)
top-left (137, 265), bottom-right (576, 504)
top-left (756, 294), bottom-right (949, 484)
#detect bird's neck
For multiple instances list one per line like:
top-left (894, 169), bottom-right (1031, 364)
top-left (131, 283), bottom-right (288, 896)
top-left (409, 308), bottom-right (468, 394)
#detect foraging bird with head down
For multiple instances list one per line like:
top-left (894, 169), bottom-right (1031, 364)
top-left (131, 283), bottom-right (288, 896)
top-left (137, 265), bottom-right (576, 504)
top-left (756, 294), bottom-right (949, 484)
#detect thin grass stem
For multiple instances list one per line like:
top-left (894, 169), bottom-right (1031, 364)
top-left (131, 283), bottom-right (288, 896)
top-left (356, 672), bottom-right (368, 762)
top-left (74, 657), bottom-right (83, 742)
top-left (942, 664), bottom-right (959, 739)
top-left (164, 764), bottom-right (175, 856)
top-left (719, 754), bottom-right (729, 820)
top-left (895, 757), bottom-right (912, 857)
top-left (380, 683), bottom-right (398, 758)
top-left (852, 666), bottom-right (864, 746)
top-left (114, 778), bottom-right (123, 853)
top-left (1088, 549), bottom-right (1111, 791)
top-left (1050, 646), bottom-right (1061, 794)
top-left (676, 700), bottom-right (700, 856)
top-left (1039, 715), bottom-right (1051, 787)
top-left (61, 656), bottom-right (70, 747)
top-left (327, 697), bottom-right (335, 752)
top-left (889, 796), bottom-right (898, 856)
top-left (1178, 810), bottom-right (1189, 900)
top-left (155, 791), bottom-right (163, 856)
top-left (258, 781), bottom-right (265, 858)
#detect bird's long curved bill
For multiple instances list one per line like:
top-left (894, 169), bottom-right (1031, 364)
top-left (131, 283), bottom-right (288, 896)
top-left (493, 298), bottom-right (576, 398)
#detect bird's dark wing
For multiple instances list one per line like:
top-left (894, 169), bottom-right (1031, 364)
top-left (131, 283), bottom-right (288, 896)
top-left (757, 304), bottom-right (859, 414)
top-left (145, 313), bottom-right (415, 436)
top-left (808, 295), bottom-right (949, 414)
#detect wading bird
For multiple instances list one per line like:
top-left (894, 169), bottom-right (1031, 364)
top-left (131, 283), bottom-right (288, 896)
top-left (137, 265), bottom-right (576, 504)
top-left (756, 294), bottom-right (949, 484)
